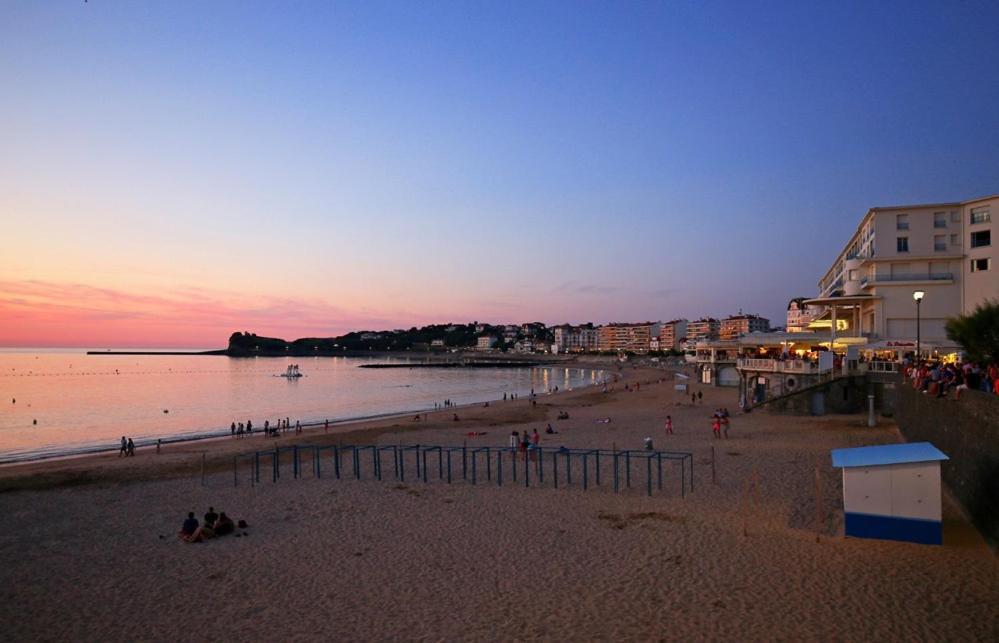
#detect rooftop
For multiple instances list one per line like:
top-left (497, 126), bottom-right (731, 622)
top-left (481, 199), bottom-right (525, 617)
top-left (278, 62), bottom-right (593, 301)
top-left (831, 442), bottom-right (949, 468)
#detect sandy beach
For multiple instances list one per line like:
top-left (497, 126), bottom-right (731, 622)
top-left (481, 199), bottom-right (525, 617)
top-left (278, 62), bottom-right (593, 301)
top-left (1, 366), bottom-right (997, 641)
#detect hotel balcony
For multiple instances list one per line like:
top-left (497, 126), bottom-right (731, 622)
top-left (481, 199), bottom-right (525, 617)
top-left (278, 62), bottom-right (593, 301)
top-left (860, 273), bottom-right (953, 288)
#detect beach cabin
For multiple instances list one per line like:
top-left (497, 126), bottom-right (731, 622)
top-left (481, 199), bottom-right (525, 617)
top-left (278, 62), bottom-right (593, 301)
top-left (830, 442), bottom-right (948, 545)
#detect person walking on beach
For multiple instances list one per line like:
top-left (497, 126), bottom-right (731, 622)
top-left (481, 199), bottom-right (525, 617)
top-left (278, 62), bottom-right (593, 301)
top-left (126, 437), bottom-right (135, 456)
top-left (531, 428), bottom-right (540, 447)
top-left (295, 420), bottom-right (301, 434)
top-left (711, 414), bottom-right (721, 439)
top-left (231, 422), bottom-right (236, 437)
top-left (697, 390), bottom-right (703, 403)
top-left (119, 436), bottom-right (128, 457)
top-left (246, 420), bottom-right (252, 435)
top-left (665, 415), bottom-right (673, 435)
top-left (691, 392), bottom-right (697, 405)
top-left (721, 408), bottom-right (730, 439)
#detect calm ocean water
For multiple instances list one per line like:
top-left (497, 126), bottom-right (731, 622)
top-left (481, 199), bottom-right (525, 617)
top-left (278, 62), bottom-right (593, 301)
top-left (0, 350), bottom-right (606, 463)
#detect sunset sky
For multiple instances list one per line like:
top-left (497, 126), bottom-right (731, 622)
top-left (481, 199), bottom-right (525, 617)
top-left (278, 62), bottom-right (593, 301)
top-left (3, 1), bottom-right (998, 347)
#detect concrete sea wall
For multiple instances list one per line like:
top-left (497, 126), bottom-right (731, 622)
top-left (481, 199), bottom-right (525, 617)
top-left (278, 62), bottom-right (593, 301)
top-left (893, 383), bottom-right (999, 547)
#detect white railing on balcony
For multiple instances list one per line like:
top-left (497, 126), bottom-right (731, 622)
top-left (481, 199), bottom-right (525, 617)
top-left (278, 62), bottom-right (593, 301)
top-left (737, 358), bottom-right (823, 374)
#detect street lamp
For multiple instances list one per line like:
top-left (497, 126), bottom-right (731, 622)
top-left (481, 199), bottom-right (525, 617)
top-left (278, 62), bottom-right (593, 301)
top-left (913, 290), bottom-right (925, 361)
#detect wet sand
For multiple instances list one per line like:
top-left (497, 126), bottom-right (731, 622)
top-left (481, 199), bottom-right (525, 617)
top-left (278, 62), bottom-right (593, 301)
top-left (1, 366), bottom-right (996, 641)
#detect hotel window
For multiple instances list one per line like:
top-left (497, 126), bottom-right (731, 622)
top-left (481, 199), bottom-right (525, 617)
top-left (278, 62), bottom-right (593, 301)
top-left (896, 237), bottom-right (909, 252)
top-left (950, 234), bottom-right (959, 246)
top-left (970, 230), bottom-right (991, 248)
top-left (950, 210), bottom-right (960, 223)
top-left (970, 207), bottom-right (991, 224)
top-left (933, 212), bottom-right (947, 228)
top-left (896, 214), bottom-right (909, 230)
top-left (971, 258), bottom-right (990, 272)
top-left (934, 235), bottom-right (946, 251)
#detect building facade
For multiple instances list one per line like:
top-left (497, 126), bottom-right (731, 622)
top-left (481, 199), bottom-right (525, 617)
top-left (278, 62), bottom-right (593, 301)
top-left (686, 318), bottom-right (720, 340)
top-left (809, 195), bottom-right (998, 354)
top-left (786, 298), bottom-right (815, 332)
top-left (597, 322), bottom-right (660, 353)
top-left (553, 324), bottom-right (599, 353)
top-left (658, 319), bottom-right (688, 351)
top-left (719, 314), bottom-right (770, 340)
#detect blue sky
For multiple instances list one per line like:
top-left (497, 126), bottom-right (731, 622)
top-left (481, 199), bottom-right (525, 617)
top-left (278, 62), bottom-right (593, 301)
top-left (2, 1), bottom-right (998, 344)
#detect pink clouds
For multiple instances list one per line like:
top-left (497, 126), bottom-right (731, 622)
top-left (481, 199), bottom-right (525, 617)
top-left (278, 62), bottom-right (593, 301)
top-left (0, 280), bottom-right (428, 348)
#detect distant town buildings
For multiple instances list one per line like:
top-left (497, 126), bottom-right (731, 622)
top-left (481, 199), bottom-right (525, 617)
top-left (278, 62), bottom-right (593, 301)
top-left (476, 335), bottom-right (497, 350)
top-left (719, 314), bottom-right (770, 340)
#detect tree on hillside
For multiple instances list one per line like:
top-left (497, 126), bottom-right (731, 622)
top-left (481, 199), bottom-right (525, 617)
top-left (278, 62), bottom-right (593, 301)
top-left (946, 300), bottom-right (999, 363)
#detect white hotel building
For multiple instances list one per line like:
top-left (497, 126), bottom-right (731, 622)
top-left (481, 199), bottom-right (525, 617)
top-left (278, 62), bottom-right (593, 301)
top-left (807, 194), bottom-right (997, 356)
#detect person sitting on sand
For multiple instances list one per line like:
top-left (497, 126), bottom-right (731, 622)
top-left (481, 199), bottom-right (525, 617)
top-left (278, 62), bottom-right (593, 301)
top-left (204, 507), bottom-right (218, 527)
top-left (453, 414), bottom-right (459, 422)
top-left (213, 512), bottom-right (235, 536)
top-left (545, 425), bottom-right (556, 435)
top-left (179, 512), bottom-right (199, 542)
top-left (413, 414), bottom-right (421, 422)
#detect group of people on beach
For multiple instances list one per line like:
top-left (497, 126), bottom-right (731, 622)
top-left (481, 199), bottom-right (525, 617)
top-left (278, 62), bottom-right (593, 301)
top-left (509, 428), bottom-right (542, 455)
top-left (118, 436), bottom-right (136, 456)
top-left (229, 417), bottom-right (326, 438)
top-left (711, 409), bottom-right (731, 439)
top-left (178, 506), bottom-right (243, 543)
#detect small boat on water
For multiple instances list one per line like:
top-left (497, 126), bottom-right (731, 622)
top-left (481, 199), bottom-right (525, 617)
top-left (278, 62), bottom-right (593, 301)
top-left (279, 364), bottom-right (303, 378)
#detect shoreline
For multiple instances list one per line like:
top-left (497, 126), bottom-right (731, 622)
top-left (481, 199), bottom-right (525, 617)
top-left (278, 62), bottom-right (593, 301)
top-left (0, 362), bottom-right (626, 471)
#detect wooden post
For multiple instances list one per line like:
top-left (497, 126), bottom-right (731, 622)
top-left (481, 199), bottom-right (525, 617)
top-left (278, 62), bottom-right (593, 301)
top-left (741, 476), bottom-right (750, 538)
top-left (814, 465), bottom-right (823, 543)
top-left (753, 466), bottom-right (760, 512)
top-left (201, 452), bottom-right (206, 486)
top-left (711, 446), bottom-right (716, 485)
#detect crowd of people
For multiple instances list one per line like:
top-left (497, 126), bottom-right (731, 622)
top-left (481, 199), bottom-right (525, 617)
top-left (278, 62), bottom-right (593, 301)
top-left (905, 360), bottom-right (999, 400)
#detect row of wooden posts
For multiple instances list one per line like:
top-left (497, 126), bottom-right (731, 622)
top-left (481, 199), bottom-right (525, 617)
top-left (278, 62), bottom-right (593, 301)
top-left (229, 444), bottom-right (694, 497)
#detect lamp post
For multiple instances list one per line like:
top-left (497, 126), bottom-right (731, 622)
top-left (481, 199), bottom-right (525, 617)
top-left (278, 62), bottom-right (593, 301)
top-left (913, 290), bottom-right (925, 361)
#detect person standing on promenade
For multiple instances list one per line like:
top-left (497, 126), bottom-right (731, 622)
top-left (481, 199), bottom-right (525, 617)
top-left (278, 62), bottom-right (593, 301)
top-left (665, 415), bottom-right (673, 435)
top-left (119, 436), bottom-right (127, 457)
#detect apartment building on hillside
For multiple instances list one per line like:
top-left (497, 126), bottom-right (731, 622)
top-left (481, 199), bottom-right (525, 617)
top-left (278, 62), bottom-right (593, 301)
top-left (808, 194), bottom-right (998, 355)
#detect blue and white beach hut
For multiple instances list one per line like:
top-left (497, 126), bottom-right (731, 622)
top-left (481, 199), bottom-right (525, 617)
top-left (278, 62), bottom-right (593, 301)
top-left (830, 442), bottom-right (948, 545)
